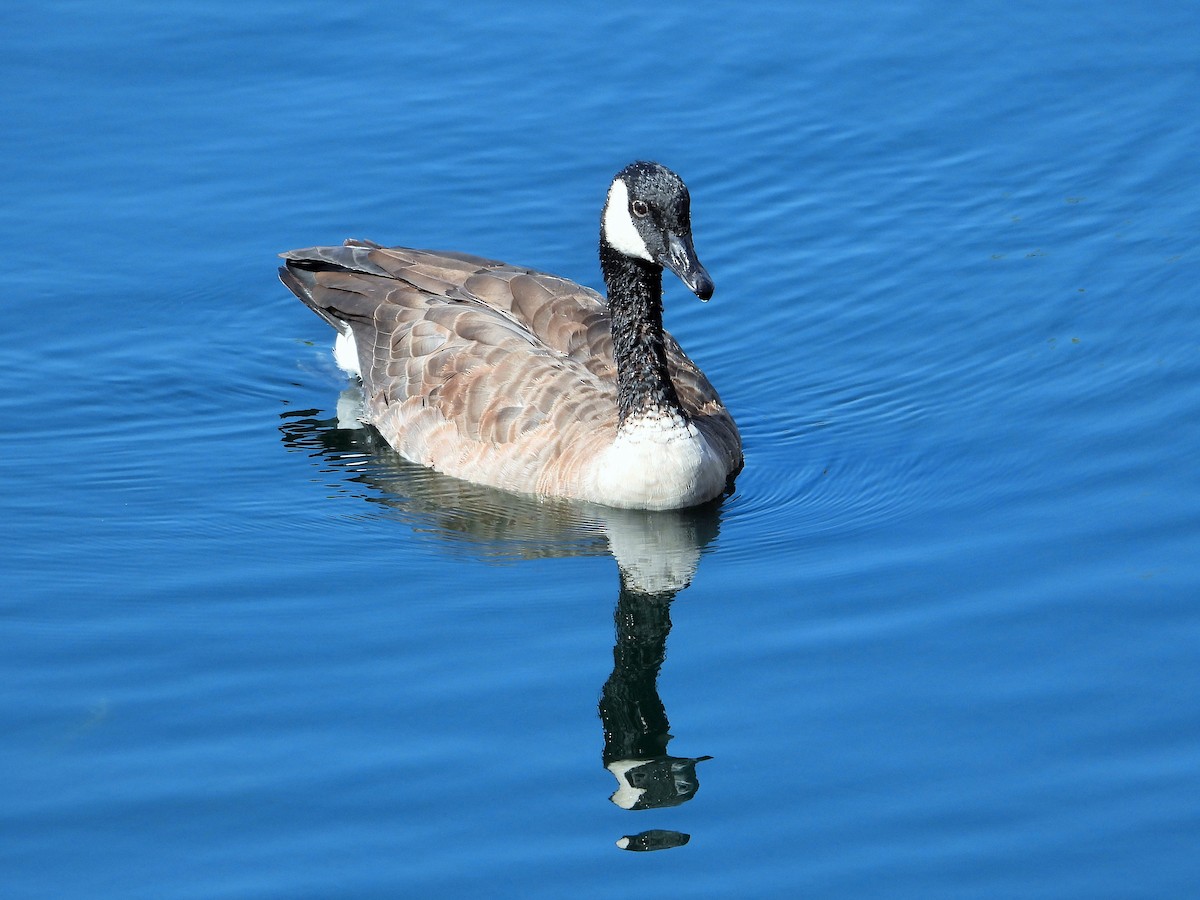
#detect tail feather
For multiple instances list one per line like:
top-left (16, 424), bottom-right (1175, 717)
top-left (278, 264), bottom-right (344, 332)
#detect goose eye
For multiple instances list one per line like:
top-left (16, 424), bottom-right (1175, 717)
top-left (630, 199), bottom-right (650, 218)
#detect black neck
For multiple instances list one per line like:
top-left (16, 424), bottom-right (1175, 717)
top-left (600, 242), bottom-right (684, 426)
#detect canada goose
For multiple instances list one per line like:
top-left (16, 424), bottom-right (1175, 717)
top-left (278, 161), bottom-right (742, 510)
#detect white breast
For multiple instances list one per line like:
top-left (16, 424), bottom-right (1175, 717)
top-left (589, 411), bottom-right (726, 510)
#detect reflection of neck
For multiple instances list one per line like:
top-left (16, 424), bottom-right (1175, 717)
top-left (599, 571), bottom-right (676, 765)
top-left (600, 242), bottom-right (683, 426)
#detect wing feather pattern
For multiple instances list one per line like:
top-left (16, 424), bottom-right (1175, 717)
top-left (280, 241), bottom-right (740, 499)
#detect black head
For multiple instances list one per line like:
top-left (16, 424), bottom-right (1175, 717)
top-left (601, 161), bottom-right (714, 301)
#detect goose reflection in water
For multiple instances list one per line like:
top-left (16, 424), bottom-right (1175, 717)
top-left (600, 540), bottom-right (714, 855)
top-left (279, 391), bottom-right (729, 852)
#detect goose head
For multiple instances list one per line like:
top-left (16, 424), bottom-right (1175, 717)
top-left (601, 161), bottom-right (714, 301)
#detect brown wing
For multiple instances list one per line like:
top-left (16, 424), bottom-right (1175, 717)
top-left (279, 242), bottom-right (618, 495)
top-left (279, 240), bottom-right (740, 496)
top-left (663, 331), bottom-right (743, 472)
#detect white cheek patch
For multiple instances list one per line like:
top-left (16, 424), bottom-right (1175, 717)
top-left (602, 178), bottom-right (653, 261)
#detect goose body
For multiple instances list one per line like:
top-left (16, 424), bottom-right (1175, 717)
top-left (279, 162), bottom-right (741, 510)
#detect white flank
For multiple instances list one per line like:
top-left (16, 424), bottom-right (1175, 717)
top-left (592, 411), bottom-right (726, 510)
top-left (602, 178), bottom-right (653, 261)
top-left (333, 326), bottom-right (361, 377)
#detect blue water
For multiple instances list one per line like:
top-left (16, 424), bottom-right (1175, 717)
top-left (4, 1), bottom-right (1199, 897)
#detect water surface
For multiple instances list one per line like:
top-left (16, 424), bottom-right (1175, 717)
top-left (3, 2), bottom-right (1199, 897)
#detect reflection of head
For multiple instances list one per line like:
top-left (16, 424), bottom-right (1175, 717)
top-left (616, 829), bottom-right (691, 852)
top-left (606, 755), bottom-right (713, 810)
top-left (278, 397), bottom-right (726, 847)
